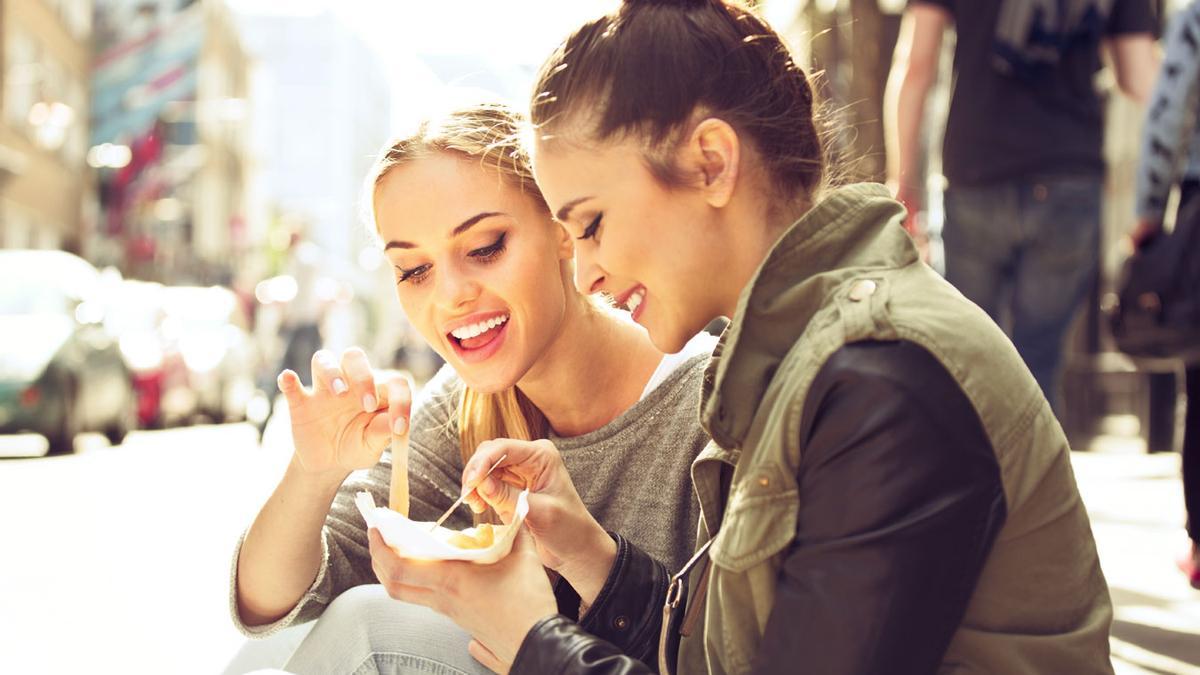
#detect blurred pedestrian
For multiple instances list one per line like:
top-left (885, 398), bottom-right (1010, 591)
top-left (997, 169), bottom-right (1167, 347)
top-left (887, 0), bottom-right (1158, 409)
top-left (1134, 0), bottom-right (1200, 590)
top-left (279, 231), bottom-right (327, 384)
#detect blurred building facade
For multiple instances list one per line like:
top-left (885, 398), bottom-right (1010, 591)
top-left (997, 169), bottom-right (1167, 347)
top-left (0, 0), bottom-right (93, 252)
top-left (90, 0), bottom-right (251, 284)
top-left (234, 8), bottom-right (391, 268)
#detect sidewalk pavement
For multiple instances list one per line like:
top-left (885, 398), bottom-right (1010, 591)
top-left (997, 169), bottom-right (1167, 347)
top-left (1075, 426), bottom-right (1200, 675)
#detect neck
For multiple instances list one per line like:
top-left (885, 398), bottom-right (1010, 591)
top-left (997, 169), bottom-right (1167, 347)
top-left (516, 296), bottom-right (662, 437)
top-left (715, 194), bottom-right (806, 318)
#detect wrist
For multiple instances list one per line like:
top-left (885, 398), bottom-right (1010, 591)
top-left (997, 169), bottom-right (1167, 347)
top-left (558, 524), bottom-right (617, 607)
top-left (285, 456), bottom-right (351, 495)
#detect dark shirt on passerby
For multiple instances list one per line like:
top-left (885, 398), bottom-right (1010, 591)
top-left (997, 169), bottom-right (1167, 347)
top-left (913, 0), bottom-right (1157, 186)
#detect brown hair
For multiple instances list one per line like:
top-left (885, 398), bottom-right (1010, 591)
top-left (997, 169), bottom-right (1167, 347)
top-left (531, 0), bottom-right (824, 205)
top-left (365, 104), bottom-right (550, 521)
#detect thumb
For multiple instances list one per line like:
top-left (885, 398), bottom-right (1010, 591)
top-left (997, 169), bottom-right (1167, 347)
top-left (473, 475), bottom-right (521, 523)
top-left (364, 411), bottom-right (393, 451)
top-left (511, 523), bottom-right (538, 554)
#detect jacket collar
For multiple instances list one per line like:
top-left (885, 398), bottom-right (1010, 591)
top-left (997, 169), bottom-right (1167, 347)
top-left (700, 183), bottom-right (913, 449)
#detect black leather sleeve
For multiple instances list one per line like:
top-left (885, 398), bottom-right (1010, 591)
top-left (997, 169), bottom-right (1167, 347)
top-left (511, 615), bottom-right (655, 675)
top-left (750, 341), bottom-right (1007, 675)
top-left (510, 533), bottom-right (668, 673)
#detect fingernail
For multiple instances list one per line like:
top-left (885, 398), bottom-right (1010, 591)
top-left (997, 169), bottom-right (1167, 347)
top-left (363, 394), bottom-right (377, 412)
top-left (392, 416), bottom-right (407, 435)
top-left (333, 378), bottom-right (348, 394)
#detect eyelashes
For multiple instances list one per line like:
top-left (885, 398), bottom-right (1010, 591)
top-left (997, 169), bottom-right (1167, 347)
top-left (394, 232), bottom-right (508, 286)
top-left (468, 232), bottom-right (507, 261)
top-left (578, 214), bottom-right (602, 241)
top-left (395, 263), bottom-right (430, 284)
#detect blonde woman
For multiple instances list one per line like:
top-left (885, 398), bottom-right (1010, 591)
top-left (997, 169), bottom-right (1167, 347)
top-left (227, 104), bottom-right (715, 674)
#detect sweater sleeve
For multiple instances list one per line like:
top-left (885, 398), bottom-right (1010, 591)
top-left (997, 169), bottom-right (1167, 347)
top-left (1138, 4), bottom-right (1200, 223)
top-left (751, 341), bottom-right (1007, 673)
top-left (229, 365), bottom-right (473, 638)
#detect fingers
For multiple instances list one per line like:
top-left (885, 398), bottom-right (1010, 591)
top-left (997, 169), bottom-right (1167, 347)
top-left (340, 347), bottom-right (378, 413)
top-left (276, 369), bottom-right (305, 410)
top-left (310, 349), bottom-right (348, 395)
top-left (469, 474), bottom-right (522, 522)
top-left (468, 639), bottom-right (506, 674)
top-left (367, 528), bottom-right (456, 595)
top-left (383, 373), bottom-right (412, 436)
top-left (461, 439), bottom-right (557, 498)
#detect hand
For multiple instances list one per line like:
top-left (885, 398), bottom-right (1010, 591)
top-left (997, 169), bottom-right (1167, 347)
top-left (368, 526), bottom-right (558, 673)
top-left (277, 347), bottom-right (411, 479)
top-left (1130, 218), bottom-right (1162, 250)
top-left (891, 182), bottom-right (930, 263)
top-left (461, 439), bottom-right (617, 604)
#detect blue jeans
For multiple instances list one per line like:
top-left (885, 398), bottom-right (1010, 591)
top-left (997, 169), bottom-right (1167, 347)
top-left (943, 176), bottom-right (1101, 410)
top-left (282, 585), bottom-right (491, 675)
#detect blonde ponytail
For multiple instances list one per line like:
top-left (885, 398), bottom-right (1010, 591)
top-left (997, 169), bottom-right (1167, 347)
top-left (458, 386), bottom-right (548, 524)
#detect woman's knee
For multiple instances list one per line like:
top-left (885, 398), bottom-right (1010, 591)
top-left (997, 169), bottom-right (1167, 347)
top-left (317, 585), bottom-right (471, 652)
top-left (319, 584), bottom-right (401, 636)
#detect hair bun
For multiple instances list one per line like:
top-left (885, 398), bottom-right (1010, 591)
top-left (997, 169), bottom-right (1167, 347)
top-left (622, 0), bottom-right (712, 9)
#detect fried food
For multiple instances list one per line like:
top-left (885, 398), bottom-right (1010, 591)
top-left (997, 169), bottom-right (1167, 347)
top-left (389, 435), bottom-right (409, 516)
top-left (446, 523), bottom-right (495, 550)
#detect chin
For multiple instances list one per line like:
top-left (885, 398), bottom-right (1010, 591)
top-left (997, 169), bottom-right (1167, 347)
top-left (457, 372), bottom-right (517, 395)
top-left (454, 361), bottom-right (526, 395)
top-left (646, 311), bottom-right (715, 355)
top-left (645, 323), bottom-right (691, 355)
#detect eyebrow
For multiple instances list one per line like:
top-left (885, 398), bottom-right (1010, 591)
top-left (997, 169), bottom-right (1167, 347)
top-left (384, 212), bottom-right (506, 251)
top-left (555, 197), bottom-right (593, 223)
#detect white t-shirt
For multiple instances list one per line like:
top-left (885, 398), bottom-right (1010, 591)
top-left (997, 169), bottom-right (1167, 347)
top-left (640, 331), bottom-right (719, 401)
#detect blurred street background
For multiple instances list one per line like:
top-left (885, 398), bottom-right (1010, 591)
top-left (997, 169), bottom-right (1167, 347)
top-left (1, 0), bottom-right (1198, 673)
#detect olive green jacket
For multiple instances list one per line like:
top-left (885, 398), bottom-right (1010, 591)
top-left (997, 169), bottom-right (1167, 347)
top-left (675, 183), bottom-right (1113, 674)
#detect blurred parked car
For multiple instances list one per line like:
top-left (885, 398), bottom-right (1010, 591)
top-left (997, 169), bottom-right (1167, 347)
top-left (0, 250), bottom-right (136, 453)
top-left (161, 285), bottom-right (262, 424)
top-left (106, 280), bottom-right (195, 428)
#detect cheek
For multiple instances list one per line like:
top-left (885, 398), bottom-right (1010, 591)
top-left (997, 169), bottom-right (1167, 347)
top-left (395, 291), bottom-right (442, 348)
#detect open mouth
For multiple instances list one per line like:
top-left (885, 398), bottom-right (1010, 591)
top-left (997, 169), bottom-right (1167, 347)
top-left (448, 314), bottom-right (510, 351)
top-left (625, 288), bottom-right (645, 314)
top-left (614, 285), bottom-right (647, 322)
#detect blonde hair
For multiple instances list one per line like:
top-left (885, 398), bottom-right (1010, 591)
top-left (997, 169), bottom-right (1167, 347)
top-left (366, 104), bottom-right (551, 519)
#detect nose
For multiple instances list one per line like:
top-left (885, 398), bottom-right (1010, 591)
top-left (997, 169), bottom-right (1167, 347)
top-left (434, 265), bottom-right (481, 312)
top-left (573, 245), bottom-right (607, 296)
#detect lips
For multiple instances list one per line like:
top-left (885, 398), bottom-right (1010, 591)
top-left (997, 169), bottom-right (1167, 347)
top-left (445, 311), bottom-right (511, 362)
top-left (612, 285), bottom-right (647, 323)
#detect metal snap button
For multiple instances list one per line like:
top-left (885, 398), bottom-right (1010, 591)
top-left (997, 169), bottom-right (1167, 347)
top-left (614, 616), bottom-right (629, 630)
top-left (848, 279), bottom-right (877, 302)
top-left (758, 476), bottom-right (770, 488)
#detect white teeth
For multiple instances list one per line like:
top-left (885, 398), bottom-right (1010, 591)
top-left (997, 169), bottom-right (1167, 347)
top-left (450, 315), bottom-right (509, 341)
top-left (626, 289), bottom-right (645, 313)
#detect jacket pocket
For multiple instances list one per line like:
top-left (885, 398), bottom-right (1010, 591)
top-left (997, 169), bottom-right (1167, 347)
top-left (708, 462), bottom-right (799, 573)
top-left (701, 462), bottom-right (799, 673)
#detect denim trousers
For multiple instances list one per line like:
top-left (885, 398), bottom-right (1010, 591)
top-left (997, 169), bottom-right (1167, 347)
top-left (943, 175), bottom-right (1102, 410)
top-left (223, 585), bottom-right (493, 675)
top-left (281, 585), bottom-right (493, 675)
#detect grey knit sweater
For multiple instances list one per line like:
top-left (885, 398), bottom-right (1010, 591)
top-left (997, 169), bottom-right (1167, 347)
top-left (231, 347), bottom-right (713, 637)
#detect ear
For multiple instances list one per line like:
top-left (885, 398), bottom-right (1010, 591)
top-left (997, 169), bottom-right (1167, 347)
top-left (683, 117), bottom-right (740, 208)
top-left (555, 221), bottom-right (575, 260)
